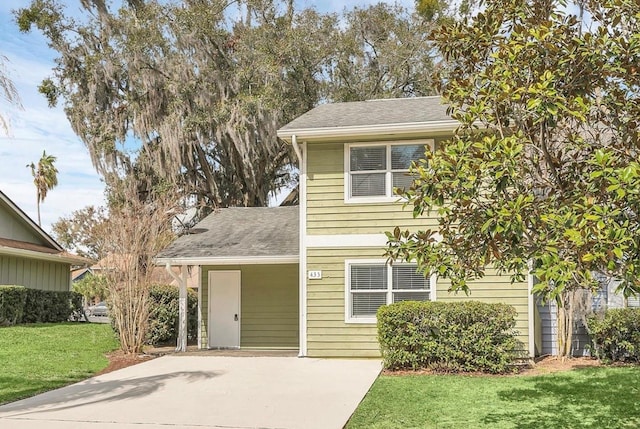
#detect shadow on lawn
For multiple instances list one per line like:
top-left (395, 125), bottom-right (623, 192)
top-left (0, 370), bottom-right (219, 417)
top-left (482, 367), bottom-right (640, 429)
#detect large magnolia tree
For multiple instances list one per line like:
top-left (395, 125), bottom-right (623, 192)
top-left (387, 0), bottom-right (640, 357)
top-left (16, 0), bottom-right (441, 210)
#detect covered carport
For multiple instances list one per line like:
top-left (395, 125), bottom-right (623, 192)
top-left (156, 206), bottom-right (299, 352)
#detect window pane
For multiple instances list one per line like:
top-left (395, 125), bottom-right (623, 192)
top-left (392, 171), bottom-right (416, 192)
top-left (351, 265), bottom-right (387, 290)
top-left (392, 266), bottom-right (428, 290)
top-left (351, 146), bottom-right (386, 171)
top-left (351, 173), bottom-right (386, 197)
top-left (393, 292), bottom-right (430, 303)
top-left (353, 292), bottom-right (387, 316)
top-left (391, 144), bottom-right (424, 170)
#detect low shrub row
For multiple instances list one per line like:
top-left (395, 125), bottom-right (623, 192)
top-left (377, 300), bottom-right (520, 374)
top-left (588, 308), bottom-right (640, 363)
top-left (146, 284), bottom-right (198, 346)
top-left (0, 285), bottom-right (82, 326)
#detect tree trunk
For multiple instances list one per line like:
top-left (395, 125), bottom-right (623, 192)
top-left (556, 289), bottom-right (576, 360)
top-left (36, 193), bottom-right (41, 226)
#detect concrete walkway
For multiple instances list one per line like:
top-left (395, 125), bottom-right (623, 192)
top-left (0, 355), bottom-right (381, 429)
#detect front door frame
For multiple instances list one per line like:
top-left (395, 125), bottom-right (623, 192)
top-left (208, 270), bottom-right (241, 349)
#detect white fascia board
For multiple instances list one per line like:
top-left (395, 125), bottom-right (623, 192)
top-left (155, 255), bottom-right (299, 266)
top-left (0, 246), bottom-right (85, 265)
top-left (277, 121), bottom-right (460, 142)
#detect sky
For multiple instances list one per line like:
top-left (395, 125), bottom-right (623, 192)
top-left (0, 0), bottom-right (413, 235)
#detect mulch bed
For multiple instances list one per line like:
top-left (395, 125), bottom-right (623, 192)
top-left (383, 355), bottom-right (603, 377)
top-left (95, 350), bottom-right (156, 376)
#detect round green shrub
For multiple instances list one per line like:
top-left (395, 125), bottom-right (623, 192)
top-left (146, 284), bottom-right (198, 346)
top-left (377, 300), bottom-right (520, 373)
top-left (587, 308), bottom-right (640, 363)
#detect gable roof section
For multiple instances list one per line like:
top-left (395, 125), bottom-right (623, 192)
top-left (0, 189), bottom-right (61, 250)
top-left (0, 189), bottom-right (89, 265)
top-left (277, 96), bottom-right (458, 141)
top-left (156, 206), bottom-right (299, 265)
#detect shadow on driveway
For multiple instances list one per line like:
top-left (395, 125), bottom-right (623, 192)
top-left (0, 370), bottom-right (220, 417)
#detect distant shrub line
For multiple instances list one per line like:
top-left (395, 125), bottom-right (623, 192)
top-left (0, 285), bottom-right (82, 325)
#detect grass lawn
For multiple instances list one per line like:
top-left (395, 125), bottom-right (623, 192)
top-left (347, 367), bottom-right (640, 429)
top-left (0, 323), bottom-right (119, 405)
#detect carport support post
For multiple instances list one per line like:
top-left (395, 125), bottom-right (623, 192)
top-left (166, 263), bottom-right (188, 352)
top-left (178, 265), bottom-right (188, 352)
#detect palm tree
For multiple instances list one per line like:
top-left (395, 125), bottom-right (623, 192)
top-left (27, 151), bottom-right (59, 226)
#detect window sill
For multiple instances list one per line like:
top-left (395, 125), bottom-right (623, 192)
top-left (345, 317), bottom-right (377, 324)
top-left (344, 196), bottom-right (405, 205)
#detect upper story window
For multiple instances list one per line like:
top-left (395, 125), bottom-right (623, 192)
top-left (346, 140), bottom-right (434, 203)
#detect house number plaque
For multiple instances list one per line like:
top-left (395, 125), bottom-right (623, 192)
top-left (308, 270), bottom-right (322, 280)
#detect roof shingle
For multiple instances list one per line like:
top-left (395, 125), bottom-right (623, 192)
top-left (279, 96), bottom-right (450, 131)
top-left (157, 206), bottom-right (298, 260)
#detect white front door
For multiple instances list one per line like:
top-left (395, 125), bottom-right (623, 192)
top-left (208, 271), bottom-right (241, 348)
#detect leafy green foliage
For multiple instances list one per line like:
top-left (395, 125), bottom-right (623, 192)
top-left (587, 308), bottom-right (640, 363)
top-left (146, 284), bottom-right (198, 346)
top-left (72, 273), bottom-right (109, 304)
top-left (386, 1), bottom-right (640, 357)
top-left (0, 286), bottom-right (27, 326)
top-left (0, 286), bottom-right (82, 325)
top-left (377, 301), bottom-right (520, 373)
top-left (22, 289), bottom-right (83, 323)
top-left (0, 323), bottom-right (118, 405)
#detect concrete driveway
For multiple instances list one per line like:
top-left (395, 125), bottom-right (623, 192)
top-left (0, 355), bottom-right (381, 429)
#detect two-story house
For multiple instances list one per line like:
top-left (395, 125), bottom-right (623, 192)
top-left (157, 97), bottom-right (534, 357)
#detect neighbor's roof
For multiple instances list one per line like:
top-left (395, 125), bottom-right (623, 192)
top-left (156, 206), bottom-right (298, 265)
top-left (0, 189), bottom-right (61, 251)
top-left (277, 96), bottom-right (457, 141)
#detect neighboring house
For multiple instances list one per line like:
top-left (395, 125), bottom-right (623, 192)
top-left (72, 267), bottom-right (93, 283)
top-left (0, 189), bottom-right (86, 291)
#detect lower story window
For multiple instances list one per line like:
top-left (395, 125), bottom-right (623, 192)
top-left (346, 261), bottom-right (432, 323)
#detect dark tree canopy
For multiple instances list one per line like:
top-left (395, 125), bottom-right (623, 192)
top-left (16, 0), bottom-right (442, 209)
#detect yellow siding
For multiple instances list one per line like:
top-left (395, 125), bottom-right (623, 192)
top-left (436, 273), bottom-right (530, 349)
top-left (306, 248), bottom-right (530, 357)
top-left (200, 264), bottom-right (299, 349)
top-left (306, 137), bottom-right (449, 236)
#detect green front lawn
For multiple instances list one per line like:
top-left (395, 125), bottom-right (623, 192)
top-left (0, 323), bottom-right (119, 405)
top-left (347, 367), bottom-right (640, 429)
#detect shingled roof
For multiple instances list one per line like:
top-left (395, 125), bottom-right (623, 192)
top-left (278, 96), bottom-right (452, 133)
top-left (156, 206), bottom-right (298, 264)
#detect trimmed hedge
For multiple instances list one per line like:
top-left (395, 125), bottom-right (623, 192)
top-left (0, 286), bottom-right (28, 326)
top-left (146, 284), bottom-right (198, 346)
top-left (377, 301), bottom-right (520, 374)
top-left (0, 285), bottom-right (82, 325)
top-left (587, 308), bottom-right (640, 363)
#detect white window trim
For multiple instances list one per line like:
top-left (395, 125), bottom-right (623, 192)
top-left (344, 259), bottom-right (437, 324)
top-left (344, 139), bottom-right (435, 204)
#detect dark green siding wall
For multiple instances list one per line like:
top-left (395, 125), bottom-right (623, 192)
top-left (201, 264), bottom-right (299, 349)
